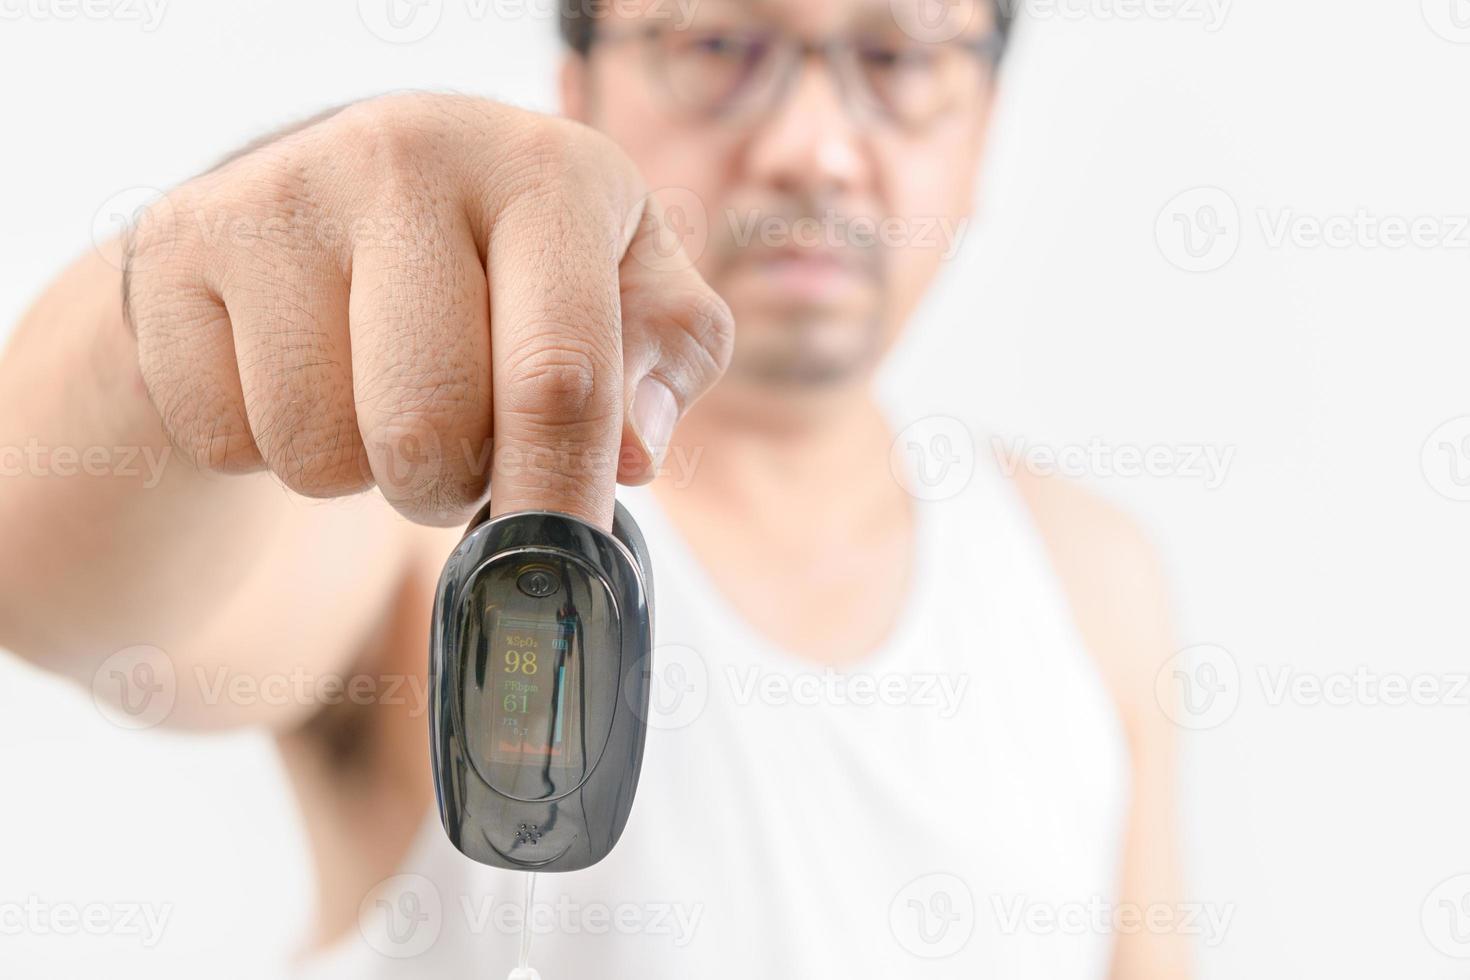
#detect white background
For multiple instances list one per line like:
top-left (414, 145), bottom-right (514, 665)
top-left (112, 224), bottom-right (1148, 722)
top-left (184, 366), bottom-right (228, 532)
top-left (2, 0), bottom-right (1468, 977)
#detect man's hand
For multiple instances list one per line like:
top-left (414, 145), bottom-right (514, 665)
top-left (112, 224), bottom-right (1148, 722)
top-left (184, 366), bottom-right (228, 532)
top-left (124, 93), bottom-right (732, 529)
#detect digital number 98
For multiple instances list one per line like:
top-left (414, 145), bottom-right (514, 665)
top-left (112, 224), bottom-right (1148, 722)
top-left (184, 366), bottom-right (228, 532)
top-left (504, 650), bottom-right (538, 675)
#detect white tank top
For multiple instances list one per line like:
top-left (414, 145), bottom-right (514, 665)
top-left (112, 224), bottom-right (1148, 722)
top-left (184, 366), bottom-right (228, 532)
top-left (297, 435), bottom-right (1130, 980)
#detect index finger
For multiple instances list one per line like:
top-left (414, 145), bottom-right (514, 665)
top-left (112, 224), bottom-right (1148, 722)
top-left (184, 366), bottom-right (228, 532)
top-left (481, 135), bottom-right (645, 530)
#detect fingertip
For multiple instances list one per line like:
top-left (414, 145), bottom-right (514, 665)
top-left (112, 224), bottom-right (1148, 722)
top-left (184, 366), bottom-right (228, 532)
top-left (616, 434), bottom-right (659, 487)
top-left (486, 439), bottom-right (619, 532)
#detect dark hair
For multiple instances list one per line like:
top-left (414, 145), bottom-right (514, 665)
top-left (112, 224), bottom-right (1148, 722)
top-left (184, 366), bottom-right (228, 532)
top-left (558, 1), bottom-right (1013, 57)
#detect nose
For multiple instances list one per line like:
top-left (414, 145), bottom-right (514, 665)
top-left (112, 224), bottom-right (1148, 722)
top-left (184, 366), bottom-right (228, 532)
top-left (742, 53), bottom-right (872, 202)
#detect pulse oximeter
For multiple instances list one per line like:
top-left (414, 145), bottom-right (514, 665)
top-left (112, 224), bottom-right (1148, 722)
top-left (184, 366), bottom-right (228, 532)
top-left (429, 500), bottom-right (654, 872)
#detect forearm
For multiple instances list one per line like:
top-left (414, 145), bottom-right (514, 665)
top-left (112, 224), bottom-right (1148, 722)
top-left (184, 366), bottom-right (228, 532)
top-left (0, 242), bottom-right (408, 714)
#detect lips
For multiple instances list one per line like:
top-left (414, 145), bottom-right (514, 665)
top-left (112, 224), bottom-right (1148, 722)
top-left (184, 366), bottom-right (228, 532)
top-left (732, 247), bottom-right (871, 301)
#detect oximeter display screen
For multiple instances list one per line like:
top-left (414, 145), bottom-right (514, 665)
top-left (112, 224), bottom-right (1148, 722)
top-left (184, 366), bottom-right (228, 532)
top-left (459, 552), bottom-right (617, 801)
top-left (488, 614), bottom-right (582, 768)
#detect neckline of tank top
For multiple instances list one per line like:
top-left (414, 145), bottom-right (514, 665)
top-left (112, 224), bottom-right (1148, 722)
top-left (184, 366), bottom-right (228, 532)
top-left (625, 480), bottom-right (934, 675)
top-left (616, 439), bottom-right (1022, 677)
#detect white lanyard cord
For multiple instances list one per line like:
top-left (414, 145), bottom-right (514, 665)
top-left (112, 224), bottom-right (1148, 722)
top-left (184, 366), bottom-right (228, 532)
top-left (507, 872), bottom-right (541, 980)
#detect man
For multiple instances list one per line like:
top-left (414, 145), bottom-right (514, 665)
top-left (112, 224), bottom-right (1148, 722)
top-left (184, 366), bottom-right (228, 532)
top-left (0, 0), bottom-right (1187, 976)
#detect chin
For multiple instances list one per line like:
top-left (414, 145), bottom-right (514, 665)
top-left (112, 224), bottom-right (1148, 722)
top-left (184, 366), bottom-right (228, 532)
top-left (721, 315), bottom-right (883, 390)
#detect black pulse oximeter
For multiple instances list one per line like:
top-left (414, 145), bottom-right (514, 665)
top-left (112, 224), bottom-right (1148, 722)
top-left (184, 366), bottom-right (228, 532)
top-left (429, 501), bottom-right (654, 872)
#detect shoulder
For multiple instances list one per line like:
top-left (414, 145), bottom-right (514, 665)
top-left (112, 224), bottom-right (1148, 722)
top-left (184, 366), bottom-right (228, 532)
top-left (1009, 469), bottom-right (1174, 739)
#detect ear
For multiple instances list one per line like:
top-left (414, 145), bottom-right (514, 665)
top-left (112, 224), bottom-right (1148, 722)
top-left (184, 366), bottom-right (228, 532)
top-left (560, 55), bottom-right (590, 123)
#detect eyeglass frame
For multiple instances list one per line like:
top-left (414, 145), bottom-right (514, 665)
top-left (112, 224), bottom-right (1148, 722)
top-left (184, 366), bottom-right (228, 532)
top-left (587, 20), bottom-right (1006, 133)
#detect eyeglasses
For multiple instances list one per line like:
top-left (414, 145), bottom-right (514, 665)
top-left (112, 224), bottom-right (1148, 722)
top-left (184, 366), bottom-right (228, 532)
top-left (593, 22), bottom-right (1004, 132)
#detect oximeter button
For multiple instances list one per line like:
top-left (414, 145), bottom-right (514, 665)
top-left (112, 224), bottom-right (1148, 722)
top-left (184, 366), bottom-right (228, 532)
top-left (517, 569), bottom-right (558, 598)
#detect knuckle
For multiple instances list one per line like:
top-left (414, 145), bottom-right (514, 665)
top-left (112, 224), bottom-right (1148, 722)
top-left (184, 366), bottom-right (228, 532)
top-left (360, 97), bottom-right (441, 179)
top-left (239, 150), bottom-right (315, 220)
top-left (124, 195), bottom-right (181, 272)
top-left (516, 117), bottom-right (586, 178)
top-left (209, 155), bottom-right (319, 261)
top-left (356, 371), bottom-right (490, 512)
top-left (260, 415), bottom-right (370, 497)
top-left (239, 350), bottom-right (367, 495)
top-left (499, 337), bottom-right (615, 427)
top-left (144, 376), bottom-right (260, 475)
top-left (122, 192), bottom-right (201, 312)
top-left (386, 482), bottom-right (481, 528)
top-left (685, 289), bottom-right (736, 376)
top-left (640, 285), bottom-right (735, 391)
top-left (359, 366), bottom-right (486, 435)
top-left (133, 297), bottom-right (262, 475)
top-left (507, 116), bottom-right (637, 208)
top-left (361, 409), bottom-right (483, 525)
top-left (181, 426), bottom-right (262, 474)
top-left (335, 97), bottom-right (444, 204)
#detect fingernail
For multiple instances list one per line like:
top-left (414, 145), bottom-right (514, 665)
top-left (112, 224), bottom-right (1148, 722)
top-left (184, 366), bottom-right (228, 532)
top-left (632, 377), bottom-right (678, 471)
